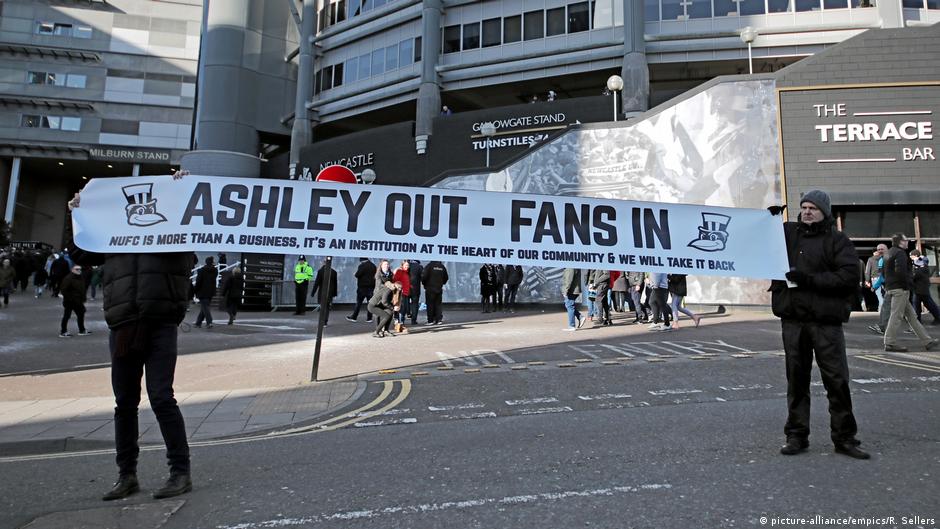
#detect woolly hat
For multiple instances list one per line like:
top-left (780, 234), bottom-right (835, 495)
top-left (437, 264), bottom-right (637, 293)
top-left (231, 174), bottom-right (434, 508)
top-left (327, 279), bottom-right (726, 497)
top-left (800, 190), bottom-right (832, 219)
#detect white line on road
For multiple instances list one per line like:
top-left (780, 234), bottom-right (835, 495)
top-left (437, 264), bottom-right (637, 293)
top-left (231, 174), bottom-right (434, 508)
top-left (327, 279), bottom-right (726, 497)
top-left (495, 351), bottom-right (515, 363)
top-left (353, 418), bottom-right (418, 428)
top-left (505, 397), bottom-right (558, 406)
top-left (441, 412), bottom-right (497, 420)
top-left (518, 406), bottom-right (572, 415)
top-left (852, 377), bottom-right (902, 384)
top-left (577, 393), bottom-right (632, 401)
top-left (718, 384), bottom-right (773, 391)
top-left (913, 375), bottom-right (940, 382)
top-left (216, 483), bottom-right (673, 528)
top-left (427, 403), bottom-right (486, 412)
top-left (648, 389), bottom-right (703, 396)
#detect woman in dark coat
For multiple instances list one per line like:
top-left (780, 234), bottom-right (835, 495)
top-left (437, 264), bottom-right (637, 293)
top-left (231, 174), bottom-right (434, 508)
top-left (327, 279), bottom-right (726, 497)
top-left (479, 264), bottom-right (495, 313)
top-left (221, 267), bottom-right (243, 325)
top-left (667, 274), bottom-right (701, 329)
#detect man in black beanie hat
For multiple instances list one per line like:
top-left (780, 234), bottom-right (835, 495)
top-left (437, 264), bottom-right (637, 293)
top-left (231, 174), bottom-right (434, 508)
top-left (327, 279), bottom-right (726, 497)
top-left (769, 189), bottom-right (870, 459)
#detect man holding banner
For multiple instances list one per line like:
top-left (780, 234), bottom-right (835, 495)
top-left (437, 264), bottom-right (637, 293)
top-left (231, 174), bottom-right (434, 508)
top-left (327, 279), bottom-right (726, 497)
top-left (771, 190), bottom-right (869, 460)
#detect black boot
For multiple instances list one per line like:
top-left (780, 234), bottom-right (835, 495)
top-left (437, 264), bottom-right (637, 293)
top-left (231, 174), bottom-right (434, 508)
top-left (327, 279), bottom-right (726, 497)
top-left (102, 474), bottom-right (139, 501)
top-left (779, 439), bottom-right (809, 456)
top-left (834, 443), bottom-right (870, 460)
top-left (153, 473), bottom-right (192, 499)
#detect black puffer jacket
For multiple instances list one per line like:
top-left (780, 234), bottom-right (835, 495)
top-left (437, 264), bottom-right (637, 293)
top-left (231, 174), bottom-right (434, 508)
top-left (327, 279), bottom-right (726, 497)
top-left (770, 220), bottom-right (857, 324)
top-left (668, 274), bottom-right (688, 297)
top-left (883, 247), bottom-right (912, 291)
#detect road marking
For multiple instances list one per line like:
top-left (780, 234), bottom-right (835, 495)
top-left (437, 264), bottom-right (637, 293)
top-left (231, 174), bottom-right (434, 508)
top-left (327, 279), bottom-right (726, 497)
top-left (718, 384), bottom-right (773, 391)
top-left (506, 397), bottom-right (558, 406)
top-left (577, 393), bottom-right (632, 401)
top-left (495, 351), bottom-right (515, 363)
top-left (518, 406), bottom-right (573, 415)
top-left (913, 375), bottom-right (940, 382)
top-left (569, 344), bottom-right (603, 359)
top-left (441, 412), bottom-right (497, 420)
top-left (427, 403), bottom-right (485, 412)
top-left (648, 389), bottom-right (703, 396)
top-left (0, 380), bottom-right (412, 463)
top-left (851, 377), bottom-right (902, 384)
top-left (354, 418), bottom-right (417, 428)
top-left (858, 355), bottom-right (940, 374)
top-left (215, 483), bottom-right (672, 528)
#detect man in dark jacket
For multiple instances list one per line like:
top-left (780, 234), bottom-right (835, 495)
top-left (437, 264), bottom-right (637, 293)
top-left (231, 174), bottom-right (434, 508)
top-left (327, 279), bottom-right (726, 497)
top-left (421, 261), bottom-right (448, 325)
top-left (771, 190), bottom-right (869, 460)
top-left (193, 256), bottom-right (217, 328)
top-left (49, 253), bottom-right (70, 297)
top-left (590, 269), bottom-right (612, 326)
top-left (504, 265), bottom-right (523, 313)
top-left (408, 260), bottom-right (424, 325)
top-left (561, 268), bottom-right (585, 331)
top-left (310, 259), bottom-right (338, 326)
top-left (883, 234), bottom-right (936, 352)
top-left (910, 251), bottom-right (940, 325)
top-left (68, 182), bottom-right (193, 501)
top-left (346, 258), bottom-right (377, 322)
top-left (59, 263), bottom-right (90, 337)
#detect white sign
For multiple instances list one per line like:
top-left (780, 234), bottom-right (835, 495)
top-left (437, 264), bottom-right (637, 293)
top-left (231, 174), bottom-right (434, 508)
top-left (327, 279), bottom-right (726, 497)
top-left (71, 175), bottom-right (789, 279)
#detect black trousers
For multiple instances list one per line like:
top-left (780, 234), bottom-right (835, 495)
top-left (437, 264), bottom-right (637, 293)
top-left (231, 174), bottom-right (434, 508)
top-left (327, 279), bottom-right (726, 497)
top-left (426, 291), bottom-right (443, 323)
top-left (781, 320), bottom-right (859, 444)
top-left (61, 303), bottom-right (86, 333)
top-left (650, 288), bottom-right (671, 324)
top-left (111, 324), bottom-right (190, 476)
top-left (494, 284), bottom-right (504, 310)
top-left (595, 284), bottom-right (611, 322)
top-left (194, 298), bottom-right (213, 325)
top-left (505, 284), bottom-right (519, 311)
top-left (408, 292), bottom-right (421, 323)
top-left (295, 281), bottom-right (308, 314)
top-left (350, 287), bottom-right (373, 320)
top-left (369, 304), bottom-right (393, 332)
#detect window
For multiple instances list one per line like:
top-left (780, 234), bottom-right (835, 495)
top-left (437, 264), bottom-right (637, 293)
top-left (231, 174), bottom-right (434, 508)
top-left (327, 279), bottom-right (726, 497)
top-left (73, 25), bottom-right (92, 38)
top-left (823, 0), bottom-right (848, 7)
top-left (36, 22), bottom-right (55, 34)
top-left (662, 0), bottom-right (684, 19)
top-left (35, 21), bottom-right (91, 38)
top-left (523, 10), bottom-right (544, 40)
top-left (768, 0), bottom-right (790, 12)
top-left (345, 57), bottom-right (358, 83)
top-left (796, 0), bottom-right (821, 10)
top-left (546, 7), bottom-right (566, 36)
top-left (644, 0), bottom-right (660, 20)
top-left (689, 0), bottom-right (713, 17)
top-left (20, 114), bottom-right (80, 130)
top-left (374, 0), bottom-right (386, 8)
top-left (568, 2), bottom-right (590, 32)
top-left (463, 22), bottom-right (480, 49)
top-left (66, 74), bottom-right (87, 88)
top-left (53, 23), bottom-right (72, 36)
top-left (443, 25), bottom-right (461, 53)
top-left (337, 0), bottom-right (347, 22)
top-left (414, 36), bottom-right (422, 61)
top-left (371, 48), bottom-right (384, 75)
top-left (740, 0), bottom-right (766, 14)
top-left (385, 43), bottom-right (399, 70)
top-left (314, 70), bottom-right (321, 95)
top-left (322, 65), bottom-right (333, 90)
top-left (21, 115), bottom-right (42, 127)
top-left (399, 38), bottom-right (413, 66)
top-left (101, 119), bottom-right (140, 135)
top-left (363, 0), bottom-right (374, 12)
top-left (333, 62), bottom-right (344, 87)
top-left (504, 15), bottom-right (521, 43)
top-left (357, 52), bottom-right (371, 79)
top-left (482, 18), bottom-right (501, 47)
top-left (27, 72), bottom-right (47, 84)
top-left (714, 0), bottom-right (738, 16)
top-left (349, 0), bottom-right (362, 18)
top-left (902, 0), bottom-right (923, 6)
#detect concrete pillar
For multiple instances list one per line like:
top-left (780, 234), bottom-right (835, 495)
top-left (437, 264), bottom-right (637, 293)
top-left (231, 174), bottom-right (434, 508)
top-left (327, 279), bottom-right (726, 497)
top-left (415, 0), bottom-right (443, 154)
top-left (289, 0), bottom-right (318, 180)
top-left (180, 150), bottom-right (260, 178)
top-left (195, 0), bottom-right (259, 155)
top-left (621, 0), bottom-right (649, 114)
top-left (877, 0), bottom-right (904, 28)
top-left (132, 163), bottom-right (140, 177)
top-left (4, 157), bottom-right (21, 225)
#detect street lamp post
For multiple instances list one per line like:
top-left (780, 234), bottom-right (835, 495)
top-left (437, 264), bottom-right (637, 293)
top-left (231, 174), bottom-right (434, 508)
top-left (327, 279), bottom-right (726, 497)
top-left (606, 75), bottom-right (624, 122)
top-left (740, 26), bottom-right (758, 75)
top-left (480, 122), bottom-right (496, 167)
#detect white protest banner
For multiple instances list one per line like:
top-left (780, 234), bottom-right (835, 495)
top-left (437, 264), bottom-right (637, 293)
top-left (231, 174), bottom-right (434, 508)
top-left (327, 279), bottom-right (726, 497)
top-left (71, 175), bottom-right (788, 279)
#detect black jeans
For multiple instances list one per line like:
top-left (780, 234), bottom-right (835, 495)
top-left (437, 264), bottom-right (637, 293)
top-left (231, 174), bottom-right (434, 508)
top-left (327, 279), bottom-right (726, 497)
top-left (426, 291), bottom-right (443, 323)
top-left (650, 288), bottom-right (671, 324)
top-left (195, 298), bottom-right (213, 325)
top-left (295, 281), bottom-right (308, 314)
top-left (408, 292), bottom-right (421, 323)
top-left (781, 320), bottom-right (859, 445)
top-left (350, 287), bottom-right (374, 320)
top-left (505, 284), bottom-right (519, 311)
top-left (595, 284), bottom-right (611, 322)
top-left (61, 303), bottom-right (86, 333)
top-left (111, 324), bottom-right (190, 475)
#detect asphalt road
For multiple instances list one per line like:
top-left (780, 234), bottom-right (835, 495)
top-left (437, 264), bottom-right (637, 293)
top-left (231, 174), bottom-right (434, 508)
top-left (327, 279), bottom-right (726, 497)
top-left (3, 344), bottom-right (938, 529)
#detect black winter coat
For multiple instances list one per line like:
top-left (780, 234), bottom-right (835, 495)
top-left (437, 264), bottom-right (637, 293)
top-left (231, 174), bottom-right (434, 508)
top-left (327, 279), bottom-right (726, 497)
top-left (422, 261), bottom-right (448, 293)
top-left (409, 262), bottom-right (424, 296)
top-left (912, 266), bottom-right (932, 296)
top-left (883, 247), bottom-right (912, 291)
top-left (667, 274), bottom-right (688, 297)
top-left (506, 265), bottom-right (523, 286)
top-left (71, 248), bottom-right (193, 330)
top-left (311, 267), bottom-right (338, 301)
top-left (221, 274), bottom-right (243, 302)
top-left (193, 265), bottom-right (218, 300)
top-left (59, 273), bottom-right (86, 306)
top-left (355, 260), bottom-right (377, 290)
top-left (770, 220), bottom-right (857, 325)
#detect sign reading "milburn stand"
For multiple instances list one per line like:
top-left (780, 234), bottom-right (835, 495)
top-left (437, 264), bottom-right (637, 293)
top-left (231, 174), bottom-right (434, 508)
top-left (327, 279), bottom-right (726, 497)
top-left (89, 145), bottom-right (172, 164)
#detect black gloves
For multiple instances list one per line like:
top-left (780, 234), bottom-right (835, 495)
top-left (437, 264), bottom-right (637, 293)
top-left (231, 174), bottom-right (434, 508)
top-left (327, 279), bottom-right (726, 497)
top-left (785, 270), bottom-right (811, 287)
top-left (767, 205), bottom-right (787, 216)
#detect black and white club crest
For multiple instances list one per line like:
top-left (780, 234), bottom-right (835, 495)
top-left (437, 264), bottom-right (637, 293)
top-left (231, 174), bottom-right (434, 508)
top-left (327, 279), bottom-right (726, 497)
top-left (122, 183), bottom-right (167, 227)
top-left (687, 212), bottom-right (731, 252)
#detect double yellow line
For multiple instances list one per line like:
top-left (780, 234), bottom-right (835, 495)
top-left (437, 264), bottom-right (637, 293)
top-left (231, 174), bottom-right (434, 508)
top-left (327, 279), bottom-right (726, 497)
top-left (0, 379), bottom-right (412, 463)
top-left (857, 354), bottom-right (940, 374)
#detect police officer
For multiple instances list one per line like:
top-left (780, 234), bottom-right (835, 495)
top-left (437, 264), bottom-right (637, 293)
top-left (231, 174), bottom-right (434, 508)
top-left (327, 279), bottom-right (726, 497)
top-left (771, 190), bottom-right (869, 460)
top-left (294, 256), bottom-right (313, 315)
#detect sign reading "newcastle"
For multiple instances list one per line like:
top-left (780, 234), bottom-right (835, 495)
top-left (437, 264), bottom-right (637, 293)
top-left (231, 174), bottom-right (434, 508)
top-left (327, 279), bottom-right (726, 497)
top-left (71, 175), bottom-right (789, 279)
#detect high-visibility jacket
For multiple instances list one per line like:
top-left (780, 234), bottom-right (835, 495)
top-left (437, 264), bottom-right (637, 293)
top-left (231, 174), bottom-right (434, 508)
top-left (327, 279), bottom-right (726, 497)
top-left (294, 262), bottom-right (313, 283)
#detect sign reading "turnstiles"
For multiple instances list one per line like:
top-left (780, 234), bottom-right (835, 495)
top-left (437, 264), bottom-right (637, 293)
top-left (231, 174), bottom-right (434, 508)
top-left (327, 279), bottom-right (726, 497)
top-left (71, 175), bottom-right (788, 279)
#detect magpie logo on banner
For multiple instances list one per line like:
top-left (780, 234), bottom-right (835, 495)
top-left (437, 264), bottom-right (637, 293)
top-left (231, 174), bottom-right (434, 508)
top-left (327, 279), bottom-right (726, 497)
top-left (121, 183), bottom-right (167, 227)
top-left (687, 212), bottom-right (731, 252)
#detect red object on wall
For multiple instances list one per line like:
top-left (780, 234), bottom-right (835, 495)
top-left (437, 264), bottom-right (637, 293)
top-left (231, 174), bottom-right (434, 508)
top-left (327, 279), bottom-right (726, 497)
top-left (316, 165), bottom-right (357, 183)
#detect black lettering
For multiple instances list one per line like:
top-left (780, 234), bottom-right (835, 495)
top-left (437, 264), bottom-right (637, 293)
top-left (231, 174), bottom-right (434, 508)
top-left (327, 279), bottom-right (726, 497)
top-left (216, 184), bottom-right (248, 226)
top-left (534, 203), bottom-right (562, 244)
top-left (248, 185), bottom-right (280, 228)
top-left (564, 203), bottom-right (591, 245)
top-left (340, 189), bottom-right (370, 232)
top-left (643, 208), bottom-right (671, 249)
top-left (307, 189), bottom-right (336, 231)
top-left (181, 182), bottom-right (213, 226)
top-left (442, 195), bottom-right (467, 239)
top-left (593, 206), bottom-right (617, 246)
top-left (632, 207), bottom-right (643, 248)
top-left (386, 193), bottom-right (411, 235)
top-left (277, 188), bottom-right (305, 230)
top-left (511, 200), bottom-right (536, 242)
top-left (413, 195), bottom-right (440, 237)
